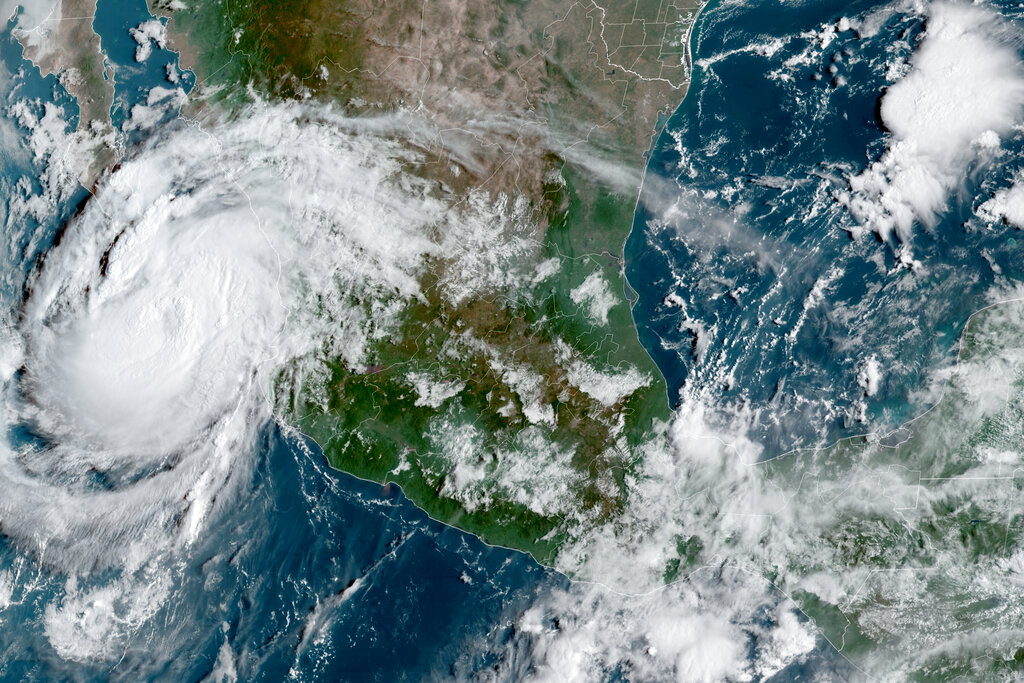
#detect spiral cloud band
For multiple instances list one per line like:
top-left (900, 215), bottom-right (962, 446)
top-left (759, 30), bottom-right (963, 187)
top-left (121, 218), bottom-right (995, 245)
top-left (0, 106), bottom-right (454, 658)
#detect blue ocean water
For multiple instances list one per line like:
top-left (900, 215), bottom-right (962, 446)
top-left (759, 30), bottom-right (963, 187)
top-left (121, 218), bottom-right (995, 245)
top-left (0, 426), bottom-right (561, 681)
top-left (0, 4), bottom-right (561, 681)
top-left (628, 0), bottom-right (1024, 455)
top-left (7, 0), bottom-right (1023, 678)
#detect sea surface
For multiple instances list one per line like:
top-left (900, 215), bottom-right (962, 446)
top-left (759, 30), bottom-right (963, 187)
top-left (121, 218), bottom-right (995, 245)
top-left (92, 0), bottom-right (195, 133)
top-left (4, 0), bottom-right (1024, 679)
top-left (627, 0), bottom-right (1024, 455)
top-left (0, 2), bottom-right (561, 680)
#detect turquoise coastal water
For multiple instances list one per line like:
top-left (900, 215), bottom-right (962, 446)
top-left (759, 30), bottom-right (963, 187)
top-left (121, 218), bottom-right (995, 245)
top-left (93, 0), bottom-right (194, 132)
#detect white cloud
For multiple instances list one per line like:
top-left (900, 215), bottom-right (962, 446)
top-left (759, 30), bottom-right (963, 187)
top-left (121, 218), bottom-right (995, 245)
top-left (570, 271), bottom-right (617, 326)
top-left (407, 370), bottom-right (465, 408)
top-left (977, 174), bottom-right (1024, 228)
top-left (6, 100), bottom-right (86, 216)
top-left (493, 575), bottom-right (818, 683)
top-left (0, 102), bottom-right (537, 660)
top-left (429, 418), bottom-right (581, 517)
top-left (124, 86), bottom-right (187, 131)
top-left (488, 357), bottom-right (555, 426)
top-left (43, 569), bottom-right (171, 662)
top-left (838, 2), bottom-right (1024, 241)
top-left (858, 355), bottom-right (883, 397)
top-left (532, 256), bottom-right (561, 285)
top-left (436, 190), bottom-right (538, 306)
top-left (645, 613), bottom-right (748, 683)
top-left (556, 339), bottom-right (650, 407)
top-left (1, 100), bottom-right (564, 587)
top-left (11, 5), bottom-right (1024, 671)
top-left (531, 299), bottom-right (1024, 680)
top-left (753, 604), bottom-right (817, 678)
top-left (20, 105), bottom-right (442, 470)
top-left (129, 19), bottom-right (167, 63)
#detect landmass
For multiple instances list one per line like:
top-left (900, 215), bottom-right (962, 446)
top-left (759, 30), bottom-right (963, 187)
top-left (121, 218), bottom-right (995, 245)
top-left (10, 0), bottom-right (115, 184)
top-left (758, 301), bottom-right (1024, 678)
top-left (13, 0), bottom-right (1024, 676)
top-left (146, 0), bottom-right (705, 562)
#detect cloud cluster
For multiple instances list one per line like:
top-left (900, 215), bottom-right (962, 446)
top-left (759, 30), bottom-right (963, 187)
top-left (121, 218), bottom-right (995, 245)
top-left (0, 102), bottom-right (478, 659)
top-left (483, 577), bottom-right (818, 683)
top-left (533, 295), bottom-right (1024, 680)
top-left (7, 103), bottom-right (452, 570)
top-left (977, 173), bottom-right (1024, 228)
top-left (129, 19), bottom-right (167, 63)
top-left (838, 2), bottom-right (1024, 241)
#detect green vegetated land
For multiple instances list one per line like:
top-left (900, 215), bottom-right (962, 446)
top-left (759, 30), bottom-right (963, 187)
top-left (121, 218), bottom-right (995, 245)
top-left (281, 168), bottom-right (670, 563)
top-left (157, 0), bottom-right (672, 563)
top-left (760, 301), bottom-right (1024, 671)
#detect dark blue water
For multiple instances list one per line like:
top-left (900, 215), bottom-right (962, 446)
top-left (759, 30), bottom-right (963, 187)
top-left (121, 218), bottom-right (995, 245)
top-left (0, 424), bottom-right (561, 682)
top-left (627, 0), bottom-right (1024, 455)
top-left (0, 5), bottom-right (561, 681)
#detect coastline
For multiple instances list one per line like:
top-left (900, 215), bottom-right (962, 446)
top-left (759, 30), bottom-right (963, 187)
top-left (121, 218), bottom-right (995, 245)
top-left (623, 0), bottom-right (723, 407)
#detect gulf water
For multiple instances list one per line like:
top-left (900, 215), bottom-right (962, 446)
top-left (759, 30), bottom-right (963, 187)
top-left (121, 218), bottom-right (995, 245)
top-left (628, 0), bottom-right (1024, 455)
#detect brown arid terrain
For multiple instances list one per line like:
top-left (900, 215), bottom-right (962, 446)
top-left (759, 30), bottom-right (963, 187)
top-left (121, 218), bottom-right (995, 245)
top-left (152, 0), bottom-right (705, 200)
top-left (13, 0), bottom-right (115, 184)
top-left (135, 0), bottom-right (711, 560)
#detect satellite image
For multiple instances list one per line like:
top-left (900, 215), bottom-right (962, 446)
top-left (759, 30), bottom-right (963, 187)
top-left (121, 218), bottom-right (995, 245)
top-left (1, 0), bottom-right (1024, 680)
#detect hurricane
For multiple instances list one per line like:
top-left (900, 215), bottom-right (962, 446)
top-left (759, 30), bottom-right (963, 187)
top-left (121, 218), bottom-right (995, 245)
top-left (0, 102), bottom-right (479, 660)
top-left (6, 0), bottom-right (1024, 679)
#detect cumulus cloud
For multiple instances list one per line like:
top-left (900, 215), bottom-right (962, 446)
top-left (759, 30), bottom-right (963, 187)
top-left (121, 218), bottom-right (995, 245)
top-left (129, 19), bottom-right (167, 63)
top-left (6, 100), bottom-right (87, 219)
top-left (838, 1), bottom-right (1024, 241)
top-left (485, 579), bottom-right (817, 683)
top-left (556, 339), bottom-right (651, 408)
top-left (44, 569), bottom-right (171, 662)
top-left (857, 355), bottom-right (883, 397)
top-left (124, 85), bottom-right (187, 131)
top-left (435, 190), bottom-right (538, 306)
top-left (977, 174), bottom-right (1024, 228)
top-left (570, 271), bottom-right (617, 326)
